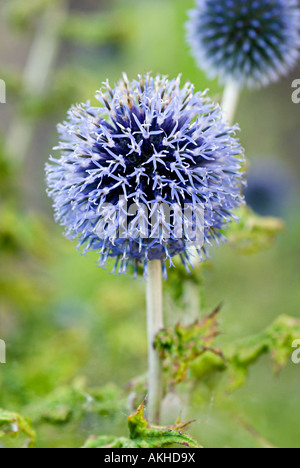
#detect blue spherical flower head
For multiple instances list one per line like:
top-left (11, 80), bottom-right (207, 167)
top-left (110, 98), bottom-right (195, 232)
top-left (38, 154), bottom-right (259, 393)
top-left (46, 74), bottom-right (245, 277)
top-left (187, 0), bottom-right (300, 87)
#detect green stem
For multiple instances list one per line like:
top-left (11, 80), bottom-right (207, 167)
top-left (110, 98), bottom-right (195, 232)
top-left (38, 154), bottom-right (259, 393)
top-left (146, 260), bottom-right (163, 425)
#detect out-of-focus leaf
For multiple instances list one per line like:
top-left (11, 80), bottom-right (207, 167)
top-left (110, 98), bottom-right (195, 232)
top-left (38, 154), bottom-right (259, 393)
top-left (29, 378), bottom-right (124, 424)
top-left (19, 67), bottom-right (102, 119)
top-left (155, 305), bottom-right (225, 384)
top-left (165, 258), bottom-right (207, 304)
top-left (3, 0), bottom-right (60, 29)
top-left (61, 12), bottom-right (132, 45)
top-left (0, 140), bottom-right (15, 198)
top-left (0, 409), bottom-right (36, 448)
top-left (227, 206), bottom-right (284, 254)
top-left (0, 208), bottom-right (46, 257)
top-left (227, 315), bottom-right (300, 390)
top-left (83, 402), bottom-right (203, 448)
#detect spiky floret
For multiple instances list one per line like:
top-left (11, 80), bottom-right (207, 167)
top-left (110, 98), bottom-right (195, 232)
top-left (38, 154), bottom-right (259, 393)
top-left (186, 0), bottom-right (300, 87)
top-left (46, 74), bottom-right (245, 276)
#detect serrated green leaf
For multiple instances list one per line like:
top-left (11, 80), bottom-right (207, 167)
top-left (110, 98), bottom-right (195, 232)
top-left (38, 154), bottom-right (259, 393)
top-left (227, 315), bottom-right (300, 390)
top-left (83, 402), bottom-right (203, 448)
top-left (156, 305), bottom-right (300, 393)
top-left (155, 304), bottom-right (225, 384)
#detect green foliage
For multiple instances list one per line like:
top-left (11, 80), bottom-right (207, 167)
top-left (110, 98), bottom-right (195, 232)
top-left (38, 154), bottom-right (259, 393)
top-left (0, 0), bottom-right (299, 449)
top-left (3, 0), bottom-right (60, 29)
top-left (165, 258), bottom-right (207, 303)
top-left (0, 149), bottom-right (14, 200)
top-left (2, 312), bottom-right (296, 447)
top-left (227, 206), bottom-right (285, 255)
top-left (29, 378), bottom-right (124, 425)
top-left (83, 402), bottom-right (203, 448)
top-left (19, 67), bottom-right (102, 119)
top-left (0, 409), bottom-right (36, 448)
top-left (155, 304), bottom-right (224, 384)
top-left (61, 12), bottom-right (132, 46)
top-left (156, 311), bottom-right (300, 392)
top-left (0, 207), bottom-right (49, 260)
top-left (227, 315), bottom-right (300, 390)
top-left (0, 69), bottom-right (22, 101)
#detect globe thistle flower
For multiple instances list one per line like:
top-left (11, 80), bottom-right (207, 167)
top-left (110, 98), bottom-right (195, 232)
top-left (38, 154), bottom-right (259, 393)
top-left (186, 0), bottom-right (300, 87)
top-left (46, 74), bottom-right (245, 276)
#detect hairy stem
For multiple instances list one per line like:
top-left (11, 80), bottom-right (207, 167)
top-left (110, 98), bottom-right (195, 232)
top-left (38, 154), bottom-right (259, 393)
top-left (146, 260), bottom-right (164, 425)
top-left (221, 80), bottom-right (241, 125)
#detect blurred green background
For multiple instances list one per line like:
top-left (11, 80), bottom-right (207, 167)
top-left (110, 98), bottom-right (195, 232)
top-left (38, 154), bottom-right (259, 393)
top-left (0, 0), bottom-right (299, 448)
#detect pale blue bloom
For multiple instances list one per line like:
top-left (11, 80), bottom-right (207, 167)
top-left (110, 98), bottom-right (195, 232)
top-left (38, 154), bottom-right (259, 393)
top-left (46, 74), bottom-right (245, 276)
top-left (187, 0), bottom-right (300, 87)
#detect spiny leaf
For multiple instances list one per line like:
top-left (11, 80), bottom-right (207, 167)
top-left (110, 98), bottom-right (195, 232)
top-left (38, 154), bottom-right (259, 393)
top-left (156, 307), bottom-right (300, 392)
top-left (83, 402), bottom-right (203, 449)
top-left (155, 305), bottom-right (225, 384)
top-left (227, 315), bottom-right (300, 390)
top-left (0, 409), bottom-right (36, 448)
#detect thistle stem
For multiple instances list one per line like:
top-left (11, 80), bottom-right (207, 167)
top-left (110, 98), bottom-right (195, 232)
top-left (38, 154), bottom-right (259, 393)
top-left (221, 80), bottom-right (241, 125)
top-left (146, 260), bottom-right (164, 425)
